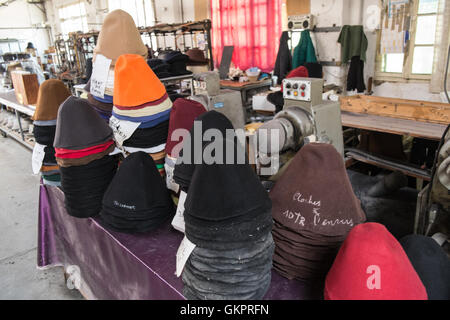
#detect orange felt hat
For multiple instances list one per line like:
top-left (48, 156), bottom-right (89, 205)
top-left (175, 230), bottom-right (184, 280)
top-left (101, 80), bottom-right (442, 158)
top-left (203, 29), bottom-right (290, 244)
top-left (114, 54), bottom-right (168, 107)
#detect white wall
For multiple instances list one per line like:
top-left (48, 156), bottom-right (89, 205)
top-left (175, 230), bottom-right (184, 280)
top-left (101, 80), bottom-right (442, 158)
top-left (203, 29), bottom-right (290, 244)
top-left (0, 0), bottom-right (51, 56)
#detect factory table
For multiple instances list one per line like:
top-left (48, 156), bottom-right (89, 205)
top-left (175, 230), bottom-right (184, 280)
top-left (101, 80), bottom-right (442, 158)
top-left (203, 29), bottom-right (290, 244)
top-left (0, 89), bottom-right (35, 149)
top-left (220, 80), bottom-right (273, 107)
top-left (37, 183), bottom-right (320, 300)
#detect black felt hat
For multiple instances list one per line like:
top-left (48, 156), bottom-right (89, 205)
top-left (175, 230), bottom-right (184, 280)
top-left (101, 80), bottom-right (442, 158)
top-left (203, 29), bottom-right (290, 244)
top-left (100, 152), bottom-right (174, 233)
top-left (400, 235), bottom-right (450, 300)
top-left (54, 96), bottom-right (113, 150)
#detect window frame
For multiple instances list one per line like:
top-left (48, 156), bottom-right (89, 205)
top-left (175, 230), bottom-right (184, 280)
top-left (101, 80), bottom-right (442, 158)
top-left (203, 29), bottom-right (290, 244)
top-left (375, 0), bottom-right (438, 83)
top-left (58, 1), bottom-right (88, 36)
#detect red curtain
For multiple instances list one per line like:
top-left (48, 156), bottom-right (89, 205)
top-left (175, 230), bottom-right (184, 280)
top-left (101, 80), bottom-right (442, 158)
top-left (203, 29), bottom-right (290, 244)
top-left (211, 0), bottom-right (282, 73)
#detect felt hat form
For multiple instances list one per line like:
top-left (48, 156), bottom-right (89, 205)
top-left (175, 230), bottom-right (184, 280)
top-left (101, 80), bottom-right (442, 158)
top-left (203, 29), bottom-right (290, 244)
top-left (400, 235), bottom-right (450, 300)
top-left (32, 79), bottom-right (71, 121)
top-left (54, 96), bottom-right (113, 151)
top-left (165, 98), bottom-right (207, 158)
top-left (100, 152), bottom-right (174, 233)
top-left (325, 223), bottom-right (428, 300)
top-left (93, 9), bottom-right (147, 65)
top-left (173, 110), bottom-right (235, 192)
top-left (113, 54), bottom-right (172, 115)
top-left (270, 143), bottom-right (366, 237)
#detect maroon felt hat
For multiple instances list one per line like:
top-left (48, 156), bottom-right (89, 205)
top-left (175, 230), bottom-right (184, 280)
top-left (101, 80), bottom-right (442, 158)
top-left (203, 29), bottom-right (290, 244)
top-left (165, 98), bottom-right (207, 158)
top-left (186, 48), bottom-right (209, 65)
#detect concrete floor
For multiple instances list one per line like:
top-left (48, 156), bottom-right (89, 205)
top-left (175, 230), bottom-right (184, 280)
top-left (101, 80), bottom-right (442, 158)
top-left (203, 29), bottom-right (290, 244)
top-left (0, 136), bottom-right (82, 300)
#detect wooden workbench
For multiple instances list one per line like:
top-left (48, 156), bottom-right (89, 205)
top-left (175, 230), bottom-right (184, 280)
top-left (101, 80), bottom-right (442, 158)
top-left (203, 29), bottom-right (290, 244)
top-left (341, 111), bottom-right (447, 141)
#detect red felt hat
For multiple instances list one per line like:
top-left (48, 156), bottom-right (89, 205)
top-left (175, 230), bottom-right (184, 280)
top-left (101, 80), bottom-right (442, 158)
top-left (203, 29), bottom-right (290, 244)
top-left (165, 98), bottom-right (207, 158)
top-left (324, 223), bottom-right (428, 300)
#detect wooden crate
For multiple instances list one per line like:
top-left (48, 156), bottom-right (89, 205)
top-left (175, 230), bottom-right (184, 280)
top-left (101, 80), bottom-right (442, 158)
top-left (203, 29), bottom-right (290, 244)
top-left (11, 71), bottom-right (39, 105)
top-left (340, 95), bottom-right (450, 125)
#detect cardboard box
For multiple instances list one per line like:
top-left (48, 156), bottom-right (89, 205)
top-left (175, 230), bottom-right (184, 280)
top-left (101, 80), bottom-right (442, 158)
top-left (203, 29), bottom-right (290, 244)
top-left (11, 71), bottom-right (39, 105)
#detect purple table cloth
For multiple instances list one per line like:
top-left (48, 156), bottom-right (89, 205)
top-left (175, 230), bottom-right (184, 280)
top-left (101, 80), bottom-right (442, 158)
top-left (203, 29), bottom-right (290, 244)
top-left (37, 183), bottom-right (319, 300)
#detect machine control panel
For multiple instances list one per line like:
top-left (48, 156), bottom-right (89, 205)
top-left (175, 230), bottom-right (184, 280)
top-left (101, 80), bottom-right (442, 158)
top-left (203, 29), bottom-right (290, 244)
top-left (282, 77), bottom-right (324, 106)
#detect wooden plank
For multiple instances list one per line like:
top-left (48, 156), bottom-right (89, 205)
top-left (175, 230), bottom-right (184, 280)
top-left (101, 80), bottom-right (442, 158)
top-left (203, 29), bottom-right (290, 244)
top-left (341, 111), bottom-right (447, 141)
top-left (340, 95), bottom-right (450, 125)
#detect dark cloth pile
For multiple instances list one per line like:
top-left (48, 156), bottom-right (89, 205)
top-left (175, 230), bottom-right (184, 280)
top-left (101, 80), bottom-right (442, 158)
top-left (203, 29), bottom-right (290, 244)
top-left (32, 79), bottom-right (71, 186)
top-left (174, 110), bottom-right (274, 300)
top-left (112, 54), bottom-right (174, 176)
top-left (270, 143), bottom-right (366, 281)
top-left (147, 59), bottom-right (172, 79)
top-left (54, 96), bottom-right (118, 218)
top-left (164, 98), bottom-right (206, 193)
top-left (400, 235), bottom-right (450, 300)
top-left (158, 50), bottom-right (193, 77)
top-left (100, 152), bottom-right (174, 234)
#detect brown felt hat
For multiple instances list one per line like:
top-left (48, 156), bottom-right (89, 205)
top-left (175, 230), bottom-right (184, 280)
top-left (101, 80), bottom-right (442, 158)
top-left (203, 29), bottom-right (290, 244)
top-left (93, 9), bottom-right (147, 66)
top-left (32, 79), bottom-right (71, 121)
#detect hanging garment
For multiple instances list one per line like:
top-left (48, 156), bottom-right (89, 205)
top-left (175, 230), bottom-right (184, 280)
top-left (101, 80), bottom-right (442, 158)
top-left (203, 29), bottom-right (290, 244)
top-left (292, 30), bottom-right (317, 69)
top-left (347, 56), bottom-right (366, 92)
top-left (274, 31), bottom-right (292, 84)
top-left (338, 25), bottom-right (368, 63)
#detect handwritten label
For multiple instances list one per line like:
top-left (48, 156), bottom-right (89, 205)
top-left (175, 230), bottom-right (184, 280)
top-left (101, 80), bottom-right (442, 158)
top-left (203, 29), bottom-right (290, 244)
top-left (171, 191), bottom-right (186, 233)
top-left (109, 116), bottom-right (141, 147)
top-left (165, 163), bottom-right (180, 193)
top-left (175, 235), bottom-right (196, 277)
top-left (32, 143), bottom-right (46, 174)
top-left (90, 54), bottom-right (112, 98)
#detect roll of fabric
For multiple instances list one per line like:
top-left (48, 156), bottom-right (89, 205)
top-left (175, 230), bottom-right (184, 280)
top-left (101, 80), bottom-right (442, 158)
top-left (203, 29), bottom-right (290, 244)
top-left (270, 143), bottom-right (366, 281)
top-left (93, 9), bottom-right (147, 66)
top-left (100, 152), bottom-right (174, 233)
top-left (400, 235), bottom-right (450, 300)
top-left (31, 79), bottom-right (71, 121)
top-left (325, 223), bottom-right (428, 300)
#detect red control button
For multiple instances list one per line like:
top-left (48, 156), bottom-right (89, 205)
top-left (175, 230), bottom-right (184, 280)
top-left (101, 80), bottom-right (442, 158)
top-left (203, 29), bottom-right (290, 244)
top-left (301, 84), bottom-right (306, 90)
top-left (301, 92), bottom-right (305, 97)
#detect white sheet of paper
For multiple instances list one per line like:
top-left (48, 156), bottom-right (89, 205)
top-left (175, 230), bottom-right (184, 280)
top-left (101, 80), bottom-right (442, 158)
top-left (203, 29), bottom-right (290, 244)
top-left (32, 143), bottom-right (46, 175)
top-left (90, 54), bottom-right (112, 98)
top-left (175, 235), bottom-right (196, 277)
top-left (109, 116), bottom-right (141, 147)
top-left (171, 191), bottom-right (186, 233)
top-left (165, 163), bottom-right (180, 193)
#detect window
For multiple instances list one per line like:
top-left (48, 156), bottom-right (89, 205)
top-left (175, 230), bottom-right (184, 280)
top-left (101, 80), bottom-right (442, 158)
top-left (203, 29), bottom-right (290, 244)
top-left (59, 2), bottom-right (88, 36)
top-left (108, 0), bottom-right (155, 27)
top-left (377, 0), bottom-right (439, 80)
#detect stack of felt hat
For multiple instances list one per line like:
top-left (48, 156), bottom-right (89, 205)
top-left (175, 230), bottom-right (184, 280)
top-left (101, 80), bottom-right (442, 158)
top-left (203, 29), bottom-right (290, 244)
top-left (147, 59), bottom-right (171, 79)
top-left (158, 50), bottom-right (192, 76)
top-left (32, 79), bottom-right (71, 186)
top-left (400, 235), bottom-right (450, 300)
top-left (112, 54), bottom-right (173, 176)
top-left (100, 152), bottom-right (174, 233)
top-left (87, 9), bottom-right (148, 121)
top-left (325, 223), bottom-right (428, 300)
top-left (164, 98), bottom-right (207, 193)
top-left (269, 143), bottom-right (367, 282)
top-left (174, 111), bottom-right (274, 300)
top-left (54, 96), bottom-right (118, 218)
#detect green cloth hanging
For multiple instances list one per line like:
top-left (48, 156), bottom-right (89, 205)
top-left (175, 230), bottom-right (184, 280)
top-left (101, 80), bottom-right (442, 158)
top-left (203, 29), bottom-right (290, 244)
top-left (292, 30), bottom-right (318, 69)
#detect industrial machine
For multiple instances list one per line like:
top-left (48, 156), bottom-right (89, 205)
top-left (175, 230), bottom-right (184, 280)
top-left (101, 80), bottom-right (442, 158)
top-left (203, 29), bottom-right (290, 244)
top-left (254, 77), bottom-right (344, 176)
top-left (191, 71), bottom-right (246, 129)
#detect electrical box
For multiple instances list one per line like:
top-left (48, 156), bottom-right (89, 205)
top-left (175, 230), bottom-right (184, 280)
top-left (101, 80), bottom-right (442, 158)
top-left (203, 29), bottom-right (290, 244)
top-left (283, 78), bottom-right (324, 106)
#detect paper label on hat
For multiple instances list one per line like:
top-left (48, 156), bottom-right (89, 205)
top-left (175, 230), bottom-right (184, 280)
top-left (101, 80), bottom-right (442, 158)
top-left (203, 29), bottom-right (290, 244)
top-left (175, 235), bottom-right (196, 277)
top-left (90, 54), bottom-right (112, 99)
top-left (171, 191), bottom-right (186, 233)
top-left (109, 116), bottom-right (141, 147)
top-left (32, 143), bottom-right (46, 175)
top-left (165, 163), bottom-right (180, 193)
